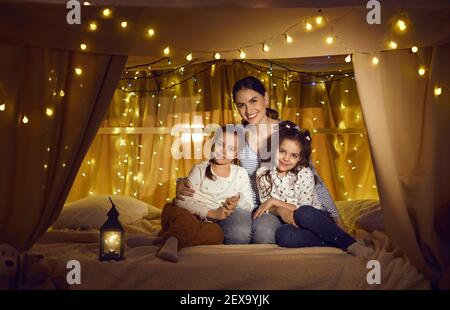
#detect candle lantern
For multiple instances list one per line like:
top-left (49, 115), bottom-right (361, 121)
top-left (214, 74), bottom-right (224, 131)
top-left (99, 197), bottom-right (125, 261)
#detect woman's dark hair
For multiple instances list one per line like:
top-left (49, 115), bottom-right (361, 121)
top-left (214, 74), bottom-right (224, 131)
top-left (258, 120), bottom-right (313, 198)
top-left (232, 76), bottom-right (279, 125)
top-left (205, 125), bottom-right (240, 181)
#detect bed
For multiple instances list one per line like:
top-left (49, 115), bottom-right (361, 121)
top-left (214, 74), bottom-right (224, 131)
top-left (29, 197), bottom-right (430, 290)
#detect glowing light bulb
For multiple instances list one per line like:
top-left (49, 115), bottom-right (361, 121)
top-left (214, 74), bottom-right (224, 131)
top-left (22, 116), bottom-right (29, 124)
top-left (80, 43), bottom-right (87, 50)
top-left (396, 19), bottom-right (407, 31)
top-left (316, 16), bottom-right (323, 25)
top-left (418, 66), bottom-right (426, 76)
top-left (147, 28), bottom-right (155, 37)
top-left (326, 36), bottom-right (334, 44)
top-left (305, 22), bottom-right (312, 31)
top-left (372, 56), bottom-right (379, 65)
top-left (0, 103), bottom-right (5, 111)
top-left (88, 22), bottom-right (97, 31)
top-left (83, 2), bottom-right (91, 6)
top-left (163, 46), bottom-right (170, 55)
top-left (345, 54), bottom-right (352, 63)
top-left (389, 41), bottom-right (398, 49)
top-left (434, 86), bottom-right (442, 96)
top-left (102, 8), bottom-right (111, 18)
top-left (285, 34), bottom-right (293, 43)
top-left (186, 53), bottom-right (193, 61)
top-left (74, 67), bottom-right (83, 75)
top-left (411, 46), bottom-right (418, 53)
top-left (120, 21), bottom-right (128, 28)
top-left (262, 43), bottom-right (270, 52)
top-left (46, 108), bottom-right (54, 116)
top-left (239, 50), bottom-right (246, 59)
top-left (214, 52), bottom-right (221, 60)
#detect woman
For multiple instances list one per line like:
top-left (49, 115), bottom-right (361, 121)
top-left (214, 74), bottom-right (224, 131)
top-left (176, 76), bottom-right (341, 244)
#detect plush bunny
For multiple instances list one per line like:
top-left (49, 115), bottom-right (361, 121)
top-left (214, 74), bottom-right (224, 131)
top-left (0, 243), bottom-right (19, 290)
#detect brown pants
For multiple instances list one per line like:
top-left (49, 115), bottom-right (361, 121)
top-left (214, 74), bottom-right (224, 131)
top-left (158, 201), bottom-right (224, 249)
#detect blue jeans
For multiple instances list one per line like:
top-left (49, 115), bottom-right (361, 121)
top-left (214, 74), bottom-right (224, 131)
top-left (275, 206), bottom-right (355, 250)
top-left (219, 208), bottom-right (282, 244)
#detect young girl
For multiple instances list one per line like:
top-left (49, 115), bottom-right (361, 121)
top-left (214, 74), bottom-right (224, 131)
top-left (254, 121), bottom-right (373, 258)
top-left (157, 126), bottom-right (254, 262)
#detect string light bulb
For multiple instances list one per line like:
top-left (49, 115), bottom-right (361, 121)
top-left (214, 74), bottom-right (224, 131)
top-left (345, 54), bottom-right (352, 63)
top-left (262, 43), bottom-right (270, 52)
top-left (80, 43), bottom-right (87, 50)
top-left (74, 67), bottom-right (83, 75)
top-left (418, 66), bottom-right (426, 76)
top-left (434, 86), bottom-right (442, 96)
top-left (285, 34), bottom-right (293, 43)
top-left (120, 21), bottom-right (128, 28)
top-left (214, 52), bottom-right (221, 60)
top-left (22, 116), bottom-right (29, 124)
top-left (0, 103), bottom-right (5, 111)
top-left (305, 22), bottom-right (313, 31)
top-left (102, 8), bottom-right (111, 18)
top-left (83, 1), bottom-right (91, 5)
top-left (239, 49), bottom-right (246, 59)
top-left (46, 108), bottom-right (54, 117)
top-left (372, 56), bottom-right (379, 65)
top-left (163, 46), bottom-right (170, 55)
top-left (186, 53), bottom-right (193, 61)
top-left (325, 36), bottom-right (334, 44)
top-left (88, 22), bottom-right (97, 31)
top-left (411, 46), bottom-right (418, 53)
top-left (389, 40), bottom-right (398, 49)
top-left (315, 16), bottom-right (323, 25)
top-left (147, 28), bottom-right (155, 37)
top-left (396, 19), bottom-right (407, 31)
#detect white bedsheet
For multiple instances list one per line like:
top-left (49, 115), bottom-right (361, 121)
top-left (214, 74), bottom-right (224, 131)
top-left (31, 229), bottom-right (429, 290)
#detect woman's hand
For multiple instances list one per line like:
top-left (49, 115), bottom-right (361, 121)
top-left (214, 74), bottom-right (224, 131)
top-left (224, 194), bottom-right (240, 212)
top-left (277, 208), bottom-right (298, 228)
top-left (208, 207), bottom-right (232, 221)
top-left (252, 199), bottom-right (273, 219)
top-left (176, 178), bottom-right (195, 201)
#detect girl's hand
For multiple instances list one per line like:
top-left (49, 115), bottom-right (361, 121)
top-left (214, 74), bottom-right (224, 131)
top-left (176, 178), bottom-right (195, 201)
top-left (208, 207), bottom-right (232, 221)
top-left (277, 208), bottom-right (298, 227)
top-left (252, 199), bottom-right (273, 219)
top-left (224, 194), bottom-right (240, 211)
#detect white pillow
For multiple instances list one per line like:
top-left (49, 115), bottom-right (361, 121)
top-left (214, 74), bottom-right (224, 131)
top-left (53, 195), bottom-right (150, 230)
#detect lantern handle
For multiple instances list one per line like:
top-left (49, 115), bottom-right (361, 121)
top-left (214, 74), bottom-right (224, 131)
top-left (109, 196), bottom-right (115, 206)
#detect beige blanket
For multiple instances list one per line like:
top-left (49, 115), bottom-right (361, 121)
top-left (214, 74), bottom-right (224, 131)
top-left (32, 227), bottom-right (429, 290)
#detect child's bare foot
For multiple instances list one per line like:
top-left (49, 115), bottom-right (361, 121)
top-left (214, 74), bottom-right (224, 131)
top-left (156, 237), bottom-right (179, 262)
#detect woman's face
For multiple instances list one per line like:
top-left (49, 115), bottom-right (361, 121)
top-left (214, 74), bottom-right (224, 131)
top-left (276, 138), bottom-right (301, 173)
top-left (212, 132), bottom-right (238, 165)
top-left (234, 88), bottom-right (269, 125)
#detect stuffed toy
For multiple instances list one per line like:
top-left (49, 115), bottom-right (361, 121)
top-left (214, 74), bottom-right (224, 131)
top-left (0, 243), bottom-right (19, 290)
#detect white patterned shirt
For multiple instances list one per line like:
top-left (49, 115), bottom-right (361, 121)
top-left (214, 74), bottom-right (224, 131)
top-left (256, 165), bottom-right (324, 211)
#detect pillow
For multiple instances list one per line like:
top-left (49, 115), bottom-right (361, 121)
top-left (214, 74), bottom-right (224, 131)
top-left (52, 195), bottom-right (153, 230)
top-left (335, 199), bottom-right (384, 233)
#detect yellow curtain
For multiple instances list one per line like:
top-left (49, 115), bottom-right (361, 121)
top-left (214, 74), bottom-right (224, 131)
top-left (0, 44), bottom-right (126, 250)
top-left (67, 60), bottom-right (378, 208)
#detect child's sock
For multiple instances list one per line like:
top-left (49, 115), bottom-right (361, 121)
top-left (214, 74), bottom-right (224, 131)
top-left (346, 240), bottom-right (374, 258)
top-left (156, 237), bottom-right (179, 262)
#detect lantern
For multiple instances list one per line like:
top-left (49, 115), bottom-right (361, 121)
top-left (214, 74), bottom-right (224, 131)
top-left (99, 197), bottom-right (125, 261)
